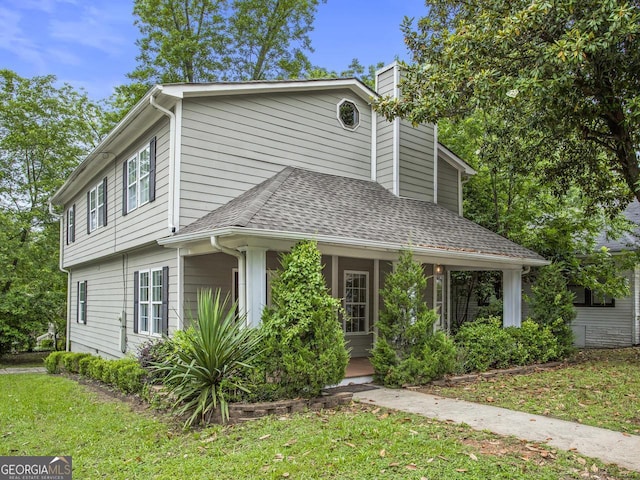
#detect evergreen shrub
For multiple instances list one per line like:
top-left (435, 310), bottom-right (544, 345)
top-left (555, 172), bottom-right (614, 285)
top-left (527, 263), bottom-right (576, 356)
top-left (259, 240), bottom-right (349, 399)
top-left (371, 249), bottom-right (457, 387)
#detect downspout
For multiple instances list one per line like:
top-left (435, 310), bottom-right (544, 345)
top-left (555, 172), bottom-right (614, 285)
top-left (50, 201), bottom-right (71, 352)
top-left (211, 237), bottom-right (246, 321)
top-left (149, 95), bottom-right (177, 233)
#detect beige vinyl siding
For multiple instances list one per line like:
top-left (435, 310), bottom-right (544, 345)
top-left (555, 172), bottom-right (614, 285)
top-left (376, 65), bottom-right (396, 97)
top-left (375, 66), bottom-right (396, 193)
top-left (183, 253), bottom-right (237, 324)
top-left (398, 122), bottom-right (435, 202)
top-left (376, 115), bottom-right (394, 192)
top-left (180, 91), bottom-right (372, 227)
top-left (68, 257), bottom-right (124, 359)
top-left (69, 246), bottom-right (177, 358)
top-left (62, 119), bottom-right (171, 268)
top-left (437, 157), bottom-right (460, 213)
top-left (573, 270), bottom-right (636, 348)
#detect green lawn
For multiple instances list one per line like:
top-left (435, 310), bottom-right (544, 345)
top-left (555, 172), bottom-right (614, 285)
top-left (1, 374), bottom-right (638, 479)
top-left (422, 347), bottom-right (640, 434)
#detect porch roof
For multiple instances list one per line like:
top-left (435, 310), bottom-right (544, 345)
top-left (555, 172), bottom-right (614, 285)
top-left (163, 167), bottom-right (546, 265)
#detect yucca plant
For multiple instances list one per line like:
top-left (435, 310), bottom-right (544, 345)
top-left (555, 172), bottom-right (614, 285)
top-left (156, 289), bottom-right (262, 427)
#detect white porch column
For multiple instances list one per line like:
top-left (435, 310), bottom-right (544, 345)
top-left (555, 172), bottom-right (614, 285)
top-left (243, 247), bottom-right (267, 328)
top-left (502, 269), bottom-right (522, 328)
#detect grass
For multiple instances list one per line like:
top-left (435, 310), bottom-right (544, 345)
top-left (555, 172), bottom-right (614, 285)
top-left (422, 347), bottom-right (640, 434)
top-left (1, 374), bottom-right (639, 479)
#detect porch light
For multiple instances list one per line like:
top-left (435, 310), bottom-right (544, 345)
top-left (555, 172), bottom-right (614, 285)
top-left (435, 264), bottom-right (443, 275)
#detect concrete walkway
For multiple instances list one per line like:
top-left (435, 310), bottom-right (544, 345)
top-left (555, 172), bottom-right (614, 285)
top-left (0, 367), bottom-right (46, 374)
top-left (354, 387), bottom-right (640, 472)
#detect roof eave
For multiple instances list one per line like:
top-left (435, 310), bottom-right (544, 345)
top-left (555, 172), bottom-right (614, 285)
top-left (51, 85), bottom-right (163, 205)
top-left (157, 78), bottom-right (378, 103)
top-left (438, 143), bottom-right (476, 176)
top-left (158, 227), bottom-right (549, 267)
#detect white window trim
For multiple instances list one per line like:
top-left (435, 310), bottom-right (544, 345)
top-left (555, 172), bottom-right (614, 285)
top-left (139, 267), bottom-right (163, 336)
top-left (126, 144), bottom-right (151, 213)
top-left (343, 270), bottom-right (369, 335)
top-left (66, 205), bottom-right (75, 243)
top-left (78, 281), bottom-right (86, 324)
top-left (337, 98), bottom-right (361, 131)
top-left (89, 181), bottom-right (105, 232)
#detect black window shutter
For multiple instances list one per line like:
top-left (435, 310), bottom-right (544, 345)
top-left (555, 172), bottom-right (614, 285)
top-left (76, 281), bottom-right (80, 323)
top-left (86, 191), bottom-right (91, 234)
top-left (122, 160), bottom-right (128, 216)
top-left (70, 204), bottom-right (75, 243)
top-left (102, 177), bottom-right (108, 226)
top-left (161, 266), bottom-right (169, 336)
top-left (149, 136), bottom-right (157, 202)
top-left (83, 281), bottom-right (88, 324)
top-left (133, 271), bottom-right (139, 333)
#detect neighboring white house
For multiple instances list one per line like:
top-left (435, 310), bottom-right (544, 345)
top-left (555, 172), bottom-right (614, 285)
top-left (569, 201), bottom-right (640, 348)
top-left (51, 63), bottom-right (547, 360)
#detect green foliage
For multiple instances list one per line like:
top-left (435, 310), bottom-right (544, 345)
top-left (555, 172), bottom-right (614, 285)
top-left (372, 250), bottom-right (456, 386)
top-left (45, 351), bottom-right (147, 395)
top-left (376, 0), bottom-right (640, 203)
top-left (7, 374), bottom-right (633, 480)
top-left (61, 353), bottom-right (92, 374)
top-left (0, 70), bottom-right (100, 356)
top-left (259, 240), bottom-right (349, 399)
top-left (156, 289), bottom-right (263, 427)
top-left (455, 317), bottom-right (561, 373)
top-left (44, 351), bottom-right (66, 374)
top-left (527, 264), bottom-right (576, 356)
top-left (306, 58), bottom-right (385, 89)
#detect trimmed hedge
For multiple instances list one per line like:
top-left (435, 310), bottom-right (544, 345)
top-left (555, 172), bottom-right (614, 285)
top-left (44, 351), bottom-right (147, 395)
top-left (455, 317), bottom-right (561, 372)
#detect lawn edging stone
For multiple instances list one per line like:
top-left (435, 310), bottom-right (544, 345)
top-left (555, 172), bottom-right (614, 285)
top-left (216, 391), bottom-right (354, 424)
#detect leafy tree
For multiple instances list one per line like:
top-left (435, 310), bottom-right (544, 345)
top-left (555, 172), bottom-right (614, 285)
top-left (307, 58), bottom-right (386, 90)
top-left (375, 1), bottom-right (640, 204)
top-left (439, 107), bottom-right (635, 323)
top-left (116, 0), bottom-right (324, 121)
top-left (526, 263), bottom-right (577, 356)
top-left (226, 0), bottom-right (325, 81)
top-left (259, 240), bottom-right (348, 398)
top-left (371, 250), bottom-right (456, 387)
top-left (0, 70), bottom-right (99, 355)
top-left (131, 0), bottom-right (229, 84)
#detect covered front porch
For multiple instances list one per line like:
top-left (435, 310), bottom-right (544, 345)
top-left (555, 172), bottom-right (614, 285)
top-left (169, 233), bottom-right (537, 359)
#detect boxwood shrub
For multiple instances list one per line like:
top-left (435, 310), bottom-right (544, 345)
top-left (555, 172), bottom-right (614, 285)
top-left (44, 352), bottom-right (147, 395)
top-left (455, 317), bottom-right (561, 373)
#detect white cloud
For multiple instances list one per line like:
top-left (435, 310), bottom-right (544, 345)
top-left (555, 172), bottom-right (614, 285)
top-left (0, 7), bottom-right (47, 72)
top-left (49, 3), bottom-right (132, 57)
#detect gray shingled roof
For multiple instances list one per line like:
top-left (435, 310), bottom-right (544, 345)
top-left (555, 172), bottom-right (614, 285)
top-left (596, 200), bottom-right (640, 252)
top-left (178, 166), bottom-right (545, 261)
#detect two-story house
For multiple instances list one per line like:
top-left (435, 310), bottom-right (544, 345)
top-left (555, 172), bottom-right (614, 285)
top-left (51, 63), bottom-right (547, 360)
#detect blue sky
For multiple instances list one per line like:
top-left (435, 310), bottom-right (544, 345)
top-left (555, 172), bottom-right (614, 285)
top-left (0, 0), bottom-right (428, 100)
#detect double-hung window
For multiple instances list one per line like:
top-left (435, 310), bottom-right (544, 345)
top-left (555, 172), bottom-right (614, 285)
top-left (77, 281), bottom-right (87, 324)
top-left (344, 271), bottom-right (369, 333)
top-left (87, 178), bottom-right (107, 233)
top-left (66, 204), bottom-right (75, 244)
top-left (134, 266), bottom-right (168, 336)
top-left (124, 137), bottom-right (156, 214)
